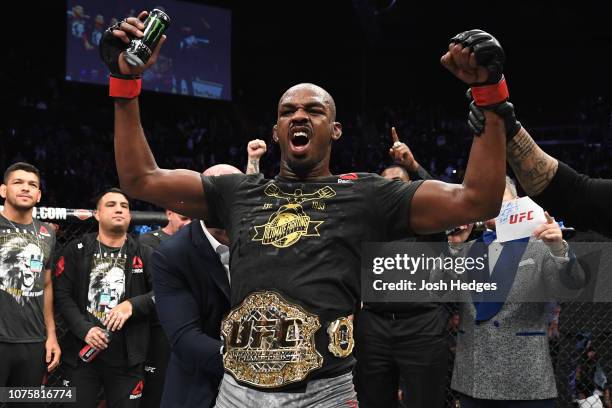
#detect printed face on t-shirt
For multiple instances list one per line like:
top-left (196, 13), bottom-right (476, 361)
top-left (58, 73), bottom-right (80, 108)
top-left (101, 267), bottom-right (125, 303)
top-left (0, 235), bottom-right (45, 304)
top-left (17, 243), bottom-right (43, 291)
top-left (87, 256), bottom-right (126, 322)
top-left (0, 215), bottom-right (55, 342)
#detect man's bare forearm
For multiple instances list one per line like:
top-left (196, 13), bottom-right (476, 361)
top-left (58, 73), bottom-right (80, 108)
top-left (44, 271), bottom-right (56, 338)
top-left (113, 98), bottom-right (210, 218)
top-left (410, 112), bottom-right (506, 234)
top-left (507, 127), bottom-right (558, 195)
top-left (114, 98), bottom-right (161, 197)
top-left (461, 111), bottom-right (506, 219)
top-left (246, 158), bottom-right (260, 175)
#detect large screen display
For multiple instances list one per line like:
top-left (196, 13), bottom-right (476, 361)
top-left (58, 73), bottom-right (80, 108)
top-left (66, 1), bottom-right (231, 100)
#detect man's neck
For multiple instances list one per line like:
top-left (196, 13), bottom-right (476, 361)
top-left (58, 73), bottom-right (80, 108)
top-left (1, 206), bottom-right (34, 225)
top-left (161, 225), bottom-right (174, 236)
top-left (98, 229), bottom-right (127, 248)
top-left (279, 161), bottom-right (332, 181)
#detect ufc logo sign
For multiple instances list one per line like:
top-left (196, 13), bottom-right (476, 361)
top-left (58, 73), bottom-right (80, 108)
top-left (228, 318), bottom-right (302, 348)
top-left (509, 211), bottom-right (534, 224)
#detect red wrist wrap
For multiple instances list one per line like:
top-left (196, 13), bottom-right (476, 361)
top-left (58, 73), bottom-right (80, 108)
top-left (471, 76), bottom-right (509, 107)
top-left (109, 76), bottom-right (142, 99)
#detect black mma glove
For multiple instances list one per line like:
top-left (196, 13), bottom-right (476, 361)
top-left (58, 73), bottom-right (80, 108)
top-left (450, 29), bottom-right (508, 108)
top-left (451, 30), bottom-right (521, 139)
top-left (99, 21), bottom-right (142, 99)
top-left (450, 29), bottom-right (504, 86)
top-left (467, 89), bottom-right (521, 140)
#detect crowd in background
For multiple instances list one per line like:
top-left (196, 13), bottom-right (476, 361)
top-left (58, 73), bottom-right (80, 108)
top-left (3, 57), bottom-right (612, 408)
top-left (3, 77), bottom-right (611, 212)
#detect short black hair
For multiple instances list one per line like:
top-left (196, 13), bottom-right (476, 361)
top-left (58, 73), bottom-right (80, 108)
top-left (3, 162), bottom-right (41, 184)
top-left (94, 187), bottom-right (130, 209)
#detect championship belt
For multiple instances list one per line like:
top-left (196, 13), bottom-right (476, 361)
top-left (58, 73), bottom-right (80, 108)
top-left (327, 316), bottom-right (354, 358)
top-left (221, 291), bottom-right (323, 388)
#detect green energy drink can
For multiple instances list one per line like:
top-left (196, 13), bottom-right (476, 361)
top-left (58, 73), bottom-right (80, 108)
top-left (124, 9), bottom-right (170, 67)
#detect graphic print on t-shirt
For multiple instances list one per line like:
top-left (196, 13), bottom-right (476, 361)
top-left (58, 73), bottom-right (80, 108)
top-left (0, 230), bottom-right (46, 305)
top-left (251, 184), bottom-right (336, 248)
top-left (87, 249), bottom-right (126, 322)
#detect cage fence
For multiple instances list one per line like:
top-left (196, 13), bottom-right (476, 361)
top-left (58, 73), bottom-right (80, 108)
top-left (3, 207), bottom-right (611, 408)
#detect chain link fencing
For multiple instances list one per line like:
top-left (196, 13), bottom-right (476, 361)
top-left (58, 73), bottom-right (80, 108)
top-left (21, 207), bottom-right (166, 408)
top-left (3, 207), bottom-right (610, 407)
top-left (438, 230), bottom-right (612, 408)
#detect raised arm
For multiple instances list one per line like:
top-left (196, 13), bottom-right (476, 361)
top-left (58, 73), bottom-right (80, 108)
top-left (410, 30), bottom-right (510, 234)
top-left (534, 213), bottom-right (585, 299)
top-left (388, 127), bottom-right (434, 181)
top-left (114, 98), bottom-right (207, 218)
top-left (503, 113), bottom-right (612, 234)
top-left (101, 11), bottom-right (208, 219)
top-left (506, 128), bottom-right (559, 196)
top-left (245, 139), bottom-right (267, 175)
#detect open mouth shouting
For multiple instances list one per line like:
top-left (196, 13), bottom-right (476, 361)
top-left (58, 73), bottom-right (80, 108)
top-left (289, 126), bottom-right (311, 155)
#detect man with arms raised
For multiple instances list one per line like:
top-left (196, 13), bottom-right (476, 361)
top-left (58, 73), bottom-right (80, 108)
top-left (138, 138), bottom-right (264, 406)
top-left (103, 17), bottom-right (515, 406)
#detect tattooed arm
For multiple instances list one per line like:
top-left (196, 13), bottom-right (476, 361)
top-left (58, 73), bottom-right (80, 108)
top-left (506, 127), bottom-right (558, 195)
top-left (246, 139), bottom-right (267, 175)
top-left (246, 158), bottom-right (260, 175)
top-left (508, 127), bottom-right (612, 236)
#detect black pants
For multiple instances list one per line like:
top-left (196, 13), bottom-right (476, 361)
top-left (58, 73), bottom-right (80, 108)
top-left (0, 341), bottom-right (46, 408)
top-left (141, 325), bottom-right (170, 408)
top-left (459, 394), bottom-right (555, 408)
top-left (64, 360), bottom-right (144, 408)
top-left (354, 309), bottom-right (449, 408)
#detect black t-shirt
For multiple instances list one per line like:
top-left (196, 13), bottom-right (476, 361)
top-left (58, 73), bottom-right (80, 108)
top-left (534, 161), bottom-right (612, 237)
top-left (87, 243), bottom-right (128, 365)
top-left (0, 214), bottom-right (55, 343)
top-left (365, 231), bottom-right (449, 335)
top-left (138, 229), bottom-right (170, 250)
top-left (202, 172), bottom-right (422, 377)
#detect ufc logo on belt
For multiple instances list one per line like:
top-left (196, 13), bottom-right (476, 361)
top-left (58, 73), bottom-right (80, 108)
top-left (228, 318), bottom-right (302, 348)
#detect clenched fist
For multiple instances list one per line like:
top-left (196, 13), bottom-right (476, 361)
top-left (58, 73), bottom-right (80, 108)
top-left (440, 29), bottom-right (504, 86)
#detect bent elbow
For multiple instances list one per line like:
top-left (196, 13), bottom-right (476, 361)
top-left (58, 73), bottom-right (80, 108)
top-left (118, 178), bottom-right (140, 197)
top-left (118, 174), bottom-right (152, 200)
top-left (464, 195), bottom-right (502, 223)
top-left (481, 199), bottom-right (503, 220)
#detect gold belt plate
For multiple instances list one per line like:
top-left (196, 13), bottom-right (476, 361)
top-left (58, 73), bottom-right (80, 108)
top-left (221, 291), bottom-right (323, 388)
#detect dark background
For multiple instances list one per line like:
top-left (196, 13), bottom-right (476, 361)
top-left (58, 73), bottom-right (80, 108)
top-left (65, 0), bottom-right (233, 100)
top-left (2, 1), bottom-right (611, 209)
top-left (7, 1), bottom-right (612, 121)
top-left (2, 4), bottom-right (612, 406)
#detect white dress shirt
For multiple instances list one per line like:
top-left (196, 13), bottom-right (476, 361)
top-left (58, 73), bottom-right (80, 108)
top-left (201, 221), bottom-right (230, 283)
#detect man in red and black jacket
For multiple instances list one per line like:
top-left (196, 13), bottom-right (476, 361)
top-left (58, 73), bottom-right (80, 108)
top-left (54, 188), bottom-right (155, 408)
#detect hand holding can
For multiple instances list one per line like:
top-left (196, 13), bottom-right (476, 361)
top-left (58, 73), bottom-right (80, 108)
top-left (124, 9), bottom-right (171, 67)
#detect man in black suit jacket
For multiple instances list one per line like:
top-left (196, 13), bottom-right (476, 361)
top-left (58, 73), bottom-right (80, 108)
top-left (150, 165), bottom-right (240, 408)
